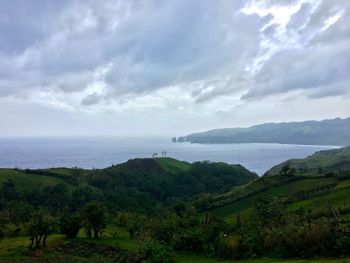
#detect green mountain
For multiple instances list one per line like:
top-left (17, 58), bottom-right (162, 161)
top-left (265, 146), bottom-right (350, 176)
top-left (178, 117), bottom-right (350, 146)
top-left (195, 146), bottom-right (350, 222)
top-left (0, 157), bottom-right (257, 213)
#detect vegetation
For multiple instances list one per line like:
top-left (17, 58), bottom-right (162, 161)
top-left (265, 146), bottom-right (350, 176)
top-left (1, 149), bottom-right (350, 262)
top-left (177, 117), bottom-right (350, 146)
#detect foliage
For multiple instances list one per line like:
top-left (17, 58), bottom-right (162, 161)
top-left (59, 212), bottom-right (81, 238)
top-left (138, 238), bottom-right (173, 263)
top-left (80, 200), bottom-right (107, 239)
top-left (1, 154), bottom-right (350, 261)
top-left (27, 209), bottom-right (55, 249)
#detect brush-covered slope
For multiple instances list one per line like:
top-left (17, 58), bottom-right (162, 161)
top-left (178, 117), bottom-right (350, 146)
top-left (0, 158), bottom-right (257, 212)
top-left (265, 146), bottom-right (350, 176)
top-left (95, 158), bottom-right (258, 203)
top-left (197, 146), bottom-right (350, 221)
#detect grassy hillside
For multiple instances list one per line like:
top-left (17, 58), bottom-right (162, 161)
top-left (3, 231), bottom-right (350, 263)
top-left (178, 117), bottom-right (350, 146)
top-left (155, 157), bottom-right (191, 173)
top-left (0, 169), bottom-right (75, 191)
top-left (198, 147), bottom-right (350, 222)
top-left (0, 158), bottom-right (257, 213)
top-left (208, 174), bottom-right (348, 220)
top-left (265, 146), bottom-right (350, 176)
top-left (1, 152), bottom-right (350, 262)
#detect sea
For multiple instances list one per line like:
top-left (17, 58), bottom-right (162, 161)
top-left (0, 137), bottom-right (339, 175)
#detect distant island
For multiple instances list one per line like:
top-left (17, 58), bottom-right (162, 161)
top-left (174, 117), bottom-right (350, 146)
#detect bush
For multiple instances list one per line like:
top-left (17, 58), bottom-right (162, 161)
top-left (138, 238), bottom-right (173, 263)
top-left (27, 209), bottom-right (55, 249)
top-left (2, 223), bottom-right (21, 237)
top-left (59, 213), bottom-right (81, 238)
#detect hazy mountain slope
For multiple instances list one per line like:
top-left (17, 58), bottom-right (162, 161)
top-left (178, 117), bottom-right (350, 146)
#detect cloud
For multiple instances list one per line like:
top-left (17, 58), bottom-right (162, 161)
top-left (0, 0), bottom-right (349, 111)
top-left (243, 0), bottom-right (350, 100)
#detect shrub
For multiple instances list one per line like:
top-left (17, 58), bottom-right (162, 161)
top-left (138, 238), bottom-right (173, 263)
top-left (59, 213), bottom-right (81, 238)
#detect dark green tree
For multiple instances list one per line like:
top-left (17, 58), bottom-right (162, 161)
top-left (59, 213), bottom-right (81, 238)
top-left (0, 179), bottom-right (18, 201)
top-left (27, 209), bottom-right (54, 249)
top-left (81, 201), bottom-right (106, 239)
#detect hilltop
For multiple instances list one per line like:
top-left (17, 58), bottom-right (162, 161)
top-left (177, 117), bottom-right (350, 146)
top-left (0, 157), bottom-right (257, 213)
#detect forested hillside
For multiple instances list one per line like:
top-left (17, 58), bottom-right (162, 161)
top-left (0, 158), bottom-right (257, 214)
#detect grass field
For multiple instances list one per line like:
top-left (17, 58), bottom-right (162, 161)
top-left (0, 169), bottom-right (73, 191)
top-left (155, 157), bottom-right (191, 173)
top-left (0, 234), bottom-right (64, 261)
top-left (266, 147), bottom-right (350, 176)
top-left (209, 176), bottom-right (350, 220)
top-left (176, 253), bottom-right (350, 263)
top-left (2, 234), bottom-right (350, 263)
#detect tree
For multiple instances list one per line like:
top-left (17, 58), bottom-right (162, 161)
top-left (281, 164), bottom-right (290, 176)
top-left (80, 201), bottom-right (106, 239)
top-left (0, 179), bottom-right (17, 201)
top-left (59, 213), bottom-right (81, 238)
top-left (6, 201), bottom-right (33, 236)
top-left (27, 210), bottom-right (54, 249)
top-left (254, 198), bottom-right (287, 228)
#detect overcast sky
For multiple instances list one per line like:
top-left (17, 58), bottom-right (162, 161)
top-left (0, 0), bottom-right (349, 137)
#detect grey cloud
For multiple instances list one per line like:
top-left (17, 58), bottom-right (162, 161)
top-left (243, 43), bottom-right (350, 99)
top-left (104, 1), bottom-right (266, 98)
top-left (0, 0), bottom-right (269, 104)
top-left (81, 92), bottom-right (103, 106)
top-left (242, 0), bottom-right (350, 100)
top-left (0, 0), bottom-right (349, 106)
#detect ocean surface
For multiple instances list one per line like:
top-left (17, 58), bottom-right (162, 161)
top-left (0, 137), bottom-right (339, 175)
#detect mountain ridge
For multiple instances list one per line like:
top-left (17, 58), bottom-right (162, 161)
top-left (177, 117), bottom-right (350, 146)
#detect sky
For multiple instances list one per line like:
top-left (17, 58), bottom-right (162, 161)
top-left (0, 0), bottom-right (349, 137)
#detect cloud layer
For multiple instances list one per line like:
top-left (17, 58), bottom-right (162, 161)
top-left (0, 0), bottom-right (349, 135)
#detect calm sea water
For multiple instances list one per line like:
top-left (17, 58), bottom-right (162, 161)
top-left (0, 137), bottom-right (338, 175)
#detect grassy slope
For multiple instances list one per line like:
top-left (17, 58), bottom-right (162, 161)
top-left (0, 157), bottom-right (256, 197)
top-left (0, 235), bottom-right (64, 261)
top-left (155, 157), bottom-right (191, 173)
top-left (2, 234), bottom-right (350, 263)
top-left (206, 147), bottom-right (350, 220)
top-left (210, 175), bottom-right (350, 221)
top-left (0, 169), bottom-right (74, 191)
top-left (176, 253), bottom-right (350, 263)
top-left (265, 146), bottom-right (350, 176)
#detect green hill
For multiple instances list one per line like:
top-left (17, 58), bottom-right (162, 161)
top-left (177, 117), bottom-right (350, 146)
top-left (2, 152), bottom-right (350, 262)
top-left (265, 146), bottom-right (350, 176)
top-left (197, 146), bottom-right (350, 222)
top-left (0, 158), bottom-right (257, 213)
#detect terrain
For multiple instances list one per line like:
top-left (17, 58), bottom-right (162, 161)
top-left (195, 146), bottom-right (350, 221)
top-left (1, 148), bottom-right (350, 262)
top-left (177, 117), bottom-right (350, 146)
